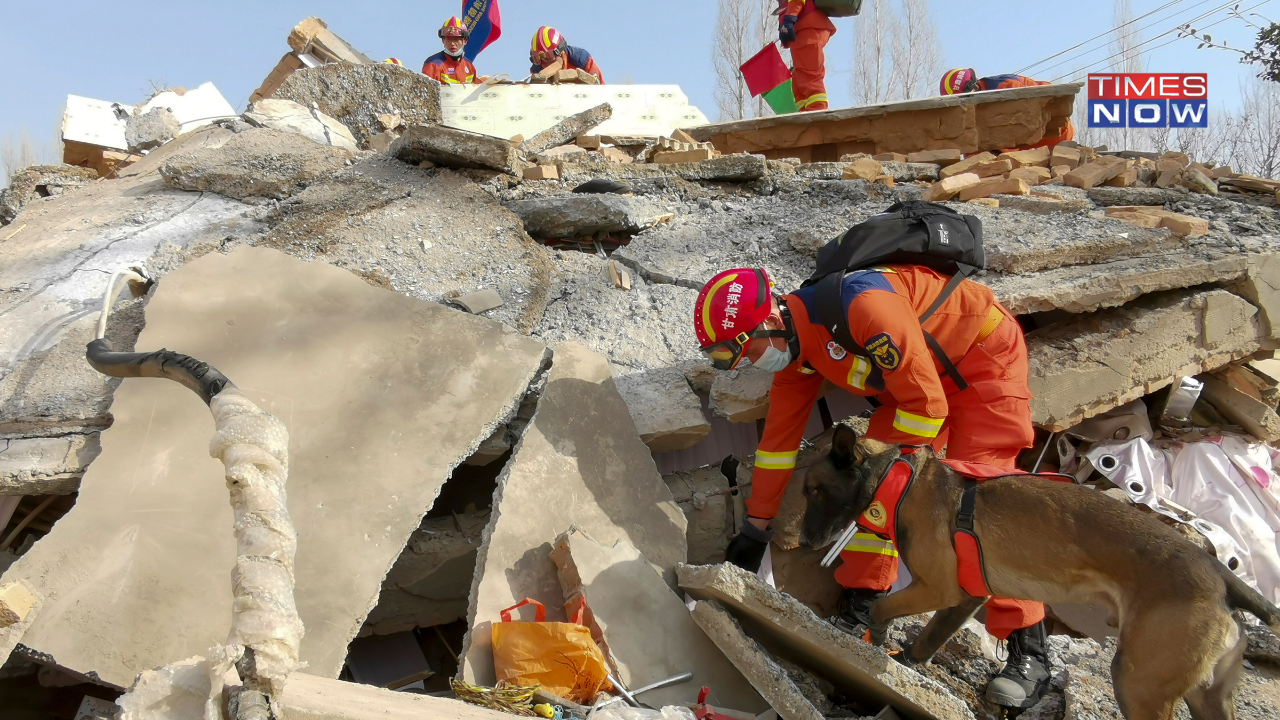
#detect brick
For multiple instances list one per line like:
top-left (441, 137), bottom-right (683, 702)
top-left (975, 158), bottom-right (1014, 178)
top-left (1051, 164), bottom-right (1071, 178)
top-left (576, 135), bottom-right (601, 149)
top-left (940, 151), bottom-right (997, 179)
top-left (1156, 158), bottom-right (1183, 174)
top-left (1000, 147), bottom-right (1051, 168)
top-left (1009, 166), bottom-right (1052, 186)
top-left (1159, 151), bottom-right (1191, 168)
top-left (0, 582), bottom-right (37, 628)
top-left (1050, 145), bottom-right (1082, 170)
top-left (873, 153), bottom-right (907, 162)
top-left (1157, 212), bottom-right (1210, 236)
top-left (1080, 146), bottom-right (1099, 163)
top-left (1106, 210), bottom-right (1163, 228)
top-left (1064, 157), bottom-right (1127, 189)
top-left (1155, 168), bottom-right (1181, 188)
top-left (651, 148), bottom-right (716, 164)
top-left (842, 157), bottom-right (884, 180)
top-left (1103, 168), bottom-right (1138, 187)
top-left (906, 148), bottom-right (964, 166)
top-left (1213, 165), bottom-right (1235, 178)
top-left (671, 128), bottom-right (697, 144)
top-left (921, 172), bottom-right (981, 201)
top-left (522, 164), bottom-right (560, 180)
top-left (968, 197), bottom-right (1000, 208)
top-left (958, 176), bottom-right (1029, 201)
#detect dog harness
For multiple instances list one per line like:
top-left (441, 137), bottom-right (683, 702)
top-left (856, 457), bottom-right (1072, 598)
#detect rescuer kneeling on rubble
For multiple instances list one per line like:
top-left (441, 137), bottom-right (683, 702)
top-left (529, 26), bottom-right (605, 84)
top-left (694, 266), bottom-right (1051, 709)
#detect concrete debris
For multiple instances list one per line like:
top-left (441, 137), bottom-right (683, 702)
top-left (556, 154), bottom-right (769, 183)
top-left (160, 127), bottom-right (353, 200)
top-left (1200, 372), bottom-right (1280, 441)
top-left (451, 288), bottom-right (504, 314)
top-left (0, 164), bottom-right (97, 225)
top-left (519, 103), bottom-right (614, 157)
top-left (277, 670), bottom-right (514, 719)
top-left (710, 366), bottom-right (775, 423)
top-left (392, 124), bottom-right (523, 175)
top-left (287, 16), bottom-right (372, 64)
top-left (124, 106), bottom-right (180, 153)
top-left (615, 366), bottom-right (711, 452)
top-left (273, 62), bottom-right (441, 149)
top-left (243, 98), bottom-right (359, 152)
top-left (508, 195), bottom-right (671, 238)
top-left (664, 465), bottom-right (736, 565)
top-left (0, 434), bottom-right (100, 495)
top-left (0, 582), bottom-right (36, 628)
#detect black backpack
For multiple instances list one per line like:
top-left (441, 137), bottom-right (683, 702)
top-left (801, 200), bottom-right (986, 390)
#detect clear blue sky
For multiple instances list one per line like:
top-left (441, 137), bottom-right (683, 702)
top-left (0, 0), bottom-right (1270, 171)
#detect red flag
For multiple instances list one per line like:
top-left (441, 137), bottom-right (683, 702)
top-left (740, 44), bottom-right (791, 98)
top-left (462, 0), bottom-right (501, 61)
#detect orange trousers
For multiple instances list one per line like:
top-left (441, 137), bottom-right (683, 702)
top-left (832, 309), bottom-right (1043, 640)
top-left (790, 28), bottom-right (831, 112)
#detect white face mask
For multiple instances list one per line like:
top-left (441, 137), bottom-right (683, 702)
top-left (753, 343), bottom-right (793, 373)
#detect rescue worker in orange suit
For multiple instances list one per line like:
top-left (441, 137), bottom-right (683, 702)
top-left (422, 18), bottom-right (487, 85)
top-left (695, 266), bottom-right (1050, 710)
top-left (940, 68), bottom-right (1075, 149)
top-left (529, 26), bottom-right (605, 84)
top-left (778, 1), bottom-right (836, 111)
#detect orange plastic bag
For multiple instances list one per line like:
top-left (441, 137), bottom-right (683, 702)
top-left (491, 598), bottom-right (612, 703)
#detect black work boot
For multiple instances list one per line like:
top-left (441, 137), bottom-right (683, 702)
top-left (985, 621), bottom-right (1052, 709)
top-left (830, 588), bottom-right (889, 643)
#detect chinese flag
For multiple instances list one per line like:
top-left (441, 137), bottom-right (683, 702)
top-left (740, 43), bottom-right (791, 98)
top-left (462, 0), bottom-right (501, 61)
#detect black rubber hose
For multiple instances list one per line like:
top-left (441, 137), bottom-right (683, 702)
top-left (86, 338), bottom-right (232, 406)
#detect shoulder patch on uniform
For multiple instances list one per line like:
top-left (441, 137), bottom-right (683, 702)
top-left (865, 333), bottom-right (901, 371)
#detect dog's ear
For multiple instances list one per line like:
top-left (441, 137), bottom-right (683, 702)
top-left (829, 424), bottom-right (862, 469)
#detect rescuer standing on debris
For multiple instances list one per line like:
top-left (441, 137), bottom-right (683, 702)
top-left (695, 266), bottom-right (1052, 710)
top-left (940, 68), bottom-right (1076, 148)
top-left (529, 26), bottom-right (605, 84)
top-left (778, 0), bottom-right (837, 111)
top-left (422, 17), bottom-right (486, 84)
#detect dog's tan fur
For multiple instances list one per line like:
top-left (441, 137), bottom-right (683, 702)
top-left (799, 427), bottom-right (1280, 720)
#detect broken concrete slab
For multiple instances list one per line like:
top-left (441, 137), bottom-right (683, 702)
top-left (160, 128), bottom-right (352, 200)
top-left (273, 63), bottom-right (442, 150)
top-left (989, 193), bottom-right (1091, 214)
top-left (665, 466), bottom-right (735, 565)
top-left (0, 164), bottom-right (97, 225)
top-left (710, 366), bottom-right (774, 423)
top-left (507, 195), bottom-right (671, 238)
top-left (451, 288), bottom-right (504, 314)
top-left (1086, 186), bottom-right (1189, 207)
top-left (614, 366), bottom-right (711, 452)
top-left (550, 529), bottom-right (766, 712)
top-left (3, 245), bottom-right (549, 688)
top-left (678, 563), bottom-right (975, 720)
top-left (277, 670), bottom-right (513, 720)
top-left (116, 124), bottom-right (237, 179)
top-left (518, 103), bottom-right (613, 157)
top-left (1201, 373), bottom-right (1280, 441)
top-left (125, 107), bottom-right (180, 153)
top-left (982, 211), bottom-right (1186, 275)
top-left (0, 434), bottom-right (100, 495)
top-left (555, 154), bottom-right (769, 184)
top-left (690, 601), bottom-right (824, 720)
top-left (243, 98), bottom-right (358, 152)
top-left (460, 342), bottom-right (688, 687)
top-left (1233, 252), bottom-right (1280, 343)
top-left (1028, 289), bottom-right (1264, 431)
top-left (391, 125), bottom-right (522, 175)
top-left (981, 250), bottom-right (1249, 315)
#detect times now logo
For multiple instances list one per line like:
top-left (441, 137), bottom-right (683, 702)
top-left (1087, 73), bottom-right (1208, 129)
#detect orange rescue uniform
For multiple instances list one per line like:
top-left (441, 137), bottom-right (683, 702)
top-left (976, 74), bottom-right (1076, 149)
top-left (782, 0), bottom-right (836, 111)
top-left (530, 45), bottom-right (605, 85)
top-left (750, 265), bottom-right (1042, 639)
top-left (422, 52), bottom-right (483, 84)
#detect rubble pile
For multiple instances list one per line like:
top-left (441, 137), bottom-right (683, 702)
top-left (3, 18), bottom-right (1280, 719)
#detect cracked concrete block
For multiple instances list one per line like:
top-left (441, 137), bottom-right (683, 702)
top-left (0, 433), bottom-right (100, 495)
top-left (710, 366), bottom-right (774, 423)
top-left (550, 529), bottom-right (766, 712)
top-left (614, 366), bottom-right (711, 452)
top-left (981, 251), bottom-right (1249, 315)
top-left (460, 342), bottom-right (688, 688)
top-left (4, 246), bottom-right (549, 687)
top-left (1232, 252), bottom-right (1280, 344)
top-left (990, 194), bottom-right (1091, 214)
top-left (679, 563), bottom-right (975, 720)
top-left (1028, 289), bottom-right (1263, 431)
top-left (984, 217), bottom-right (1185, 275)
top-left (556, 154), bottom-right (769, 184)
top-left (881, 161), bottom-right (941, 182)
top-left (1086, 186), bottom-right (1189, 207)
top-left (243, 98), bottom-right (358, 152)
top-left (507, 195), bottom-right (670, 239)
top-left (665, 466), bottom-right (735, 565)
top-left (160, 128), bottom-right (352, 200)
top-left (273, 62), bottom-right (442, 150)
top-left (690, 601), bottom-right (824, 720)
top-left (125, 107), bottom-right (181, 153)
top-left (391, 124), bottom-right (522, 175)
top-left (0, 164), bottom-right (97, 225)
top-left (518, 103), bottom-right (613, 156)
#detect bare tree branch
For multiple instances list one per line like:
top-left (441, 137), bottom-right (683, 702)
top-left (890, 0), bottom-right (943, 100)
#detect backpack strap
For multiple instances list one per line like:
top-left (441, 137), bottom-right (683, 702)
top-left (918, 265), bottom-right (975, 392)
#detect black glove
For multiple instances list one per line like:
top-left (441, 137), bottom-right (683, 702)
top-left (725, 517), bottom-right (774, 572)
top-left (779, 15), bottom-right (798, 45)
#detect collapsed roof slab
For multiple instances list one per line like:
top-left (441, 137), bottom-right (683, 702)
top-left (460, 342), bottom-right (688, 687)
top-left (1028, 288), bottom-right (1264, 431)
top-left (1, 246), bottom-right (549, 688)
top-left (684, 84), bottom-right (1081, 163)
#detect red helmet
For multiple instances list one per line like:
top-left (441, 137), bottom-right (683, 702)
top-left (940, 68), bottom-right (978, 95)
top-left (694, 268), bottom-right (777, 371)
top-left (440, 17), bottom-right (470, 39)
top-left (384, 57), bottom-right (404, 67)
top-left (530, 26), bottom-right (567, 66)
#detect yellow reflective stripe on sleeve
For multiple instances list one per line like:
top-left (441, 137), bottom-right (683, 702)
top-left (796, 93), bottom-right (829, 108)
top-left (844, 532), bottom-right (899, 557)
top-left (846, 356), bottom-right (872, 390)
top-left (755, 449), bottom-right (798, 470)
top-left (892, 409), bottom-right (945, 439)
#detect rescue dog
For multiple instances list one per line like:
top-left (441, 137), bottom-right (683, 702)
top-left (799, 425), bottom-right (1280, 720)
